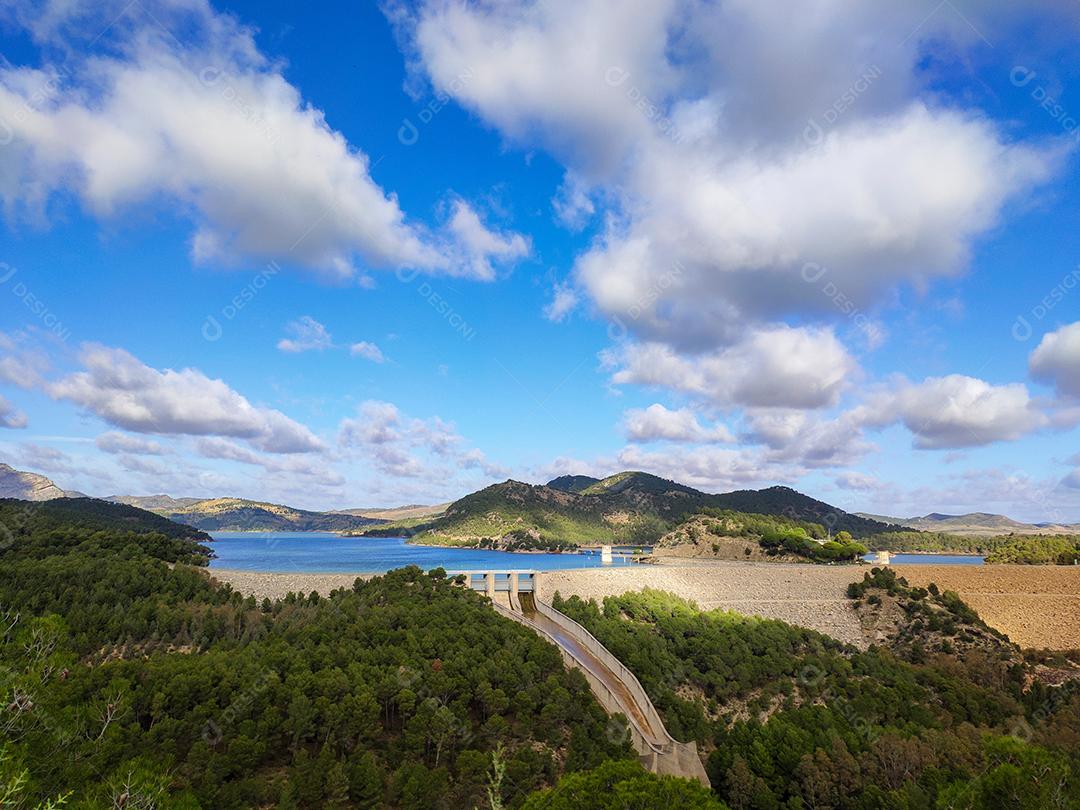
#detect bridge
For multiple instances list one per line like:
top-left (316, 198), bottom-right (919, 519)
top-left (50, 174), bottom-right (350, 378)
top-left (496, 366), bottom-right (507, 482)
top-left (466, 571), bottom-right (709, 786)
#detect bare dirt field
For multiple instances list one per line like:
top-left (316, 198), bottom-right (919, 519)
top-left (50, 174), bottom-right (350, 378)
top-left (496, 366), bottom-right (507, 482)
top-left (208, 561), bottom-right (1080, 651)
top-left (894, 564), bottom-right (1080, 651)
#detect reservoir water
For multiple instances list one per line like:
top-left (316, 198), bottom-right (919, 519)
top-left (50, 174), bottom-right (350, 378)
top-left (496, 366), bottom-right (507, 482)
top-left (207, 532), bottom-right (642, 573)
top-left (863, 553), bottom-right (985, 565)
top-left (207, 532), bottom-right (986, 572)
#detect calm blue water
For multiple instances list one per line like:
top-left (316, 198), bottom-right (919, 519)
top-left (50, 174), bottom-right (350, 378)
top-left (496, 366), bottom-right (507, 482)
top-left (863, 553), bottom-right (985, 565)
top-left (207, 532), bottom-right (643, 573)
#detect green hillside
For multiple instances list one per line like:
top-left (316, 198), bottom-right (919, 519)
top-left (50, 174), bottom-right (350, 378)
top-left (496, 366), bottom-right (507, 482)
top-left (709, 485), bottom-right (897, 537)
top-left (0, 496), bottom-right (211, 542)
top-left (546, 474), bottom-right (602, 493)
top-left (377, 472), bottom-right (892, 549)
top-left (578, 471), bottom-right (701, 497)
top-left (152, 497), bottom-right (384, 532)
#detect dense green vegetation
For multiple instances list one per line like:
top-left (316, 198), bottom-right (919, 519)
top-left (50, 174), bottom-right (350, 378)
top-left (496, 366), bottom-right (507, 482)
top-left (0, 501), bottom-right (634, 807)
top-left (984, 535), bottom-right (1080, 565)
top-left (520, 760), bottom-right (726, 809)
top-left (864, 530), bottom-right (1080, 562)
top-left (695, 508), bottom-right (868, 563)
top-left (865, 530), bottom-right (1007, 554)
top-left (375, 478), bottom-right (680, 548)
top-left (552, 587), bottom-right (1080, 808)
top-left (545, 475), bottom-right (602, 494)
top-left (707, 486), bottom-right (895, 537)
top-left (0, 496), bottom-right (211, 542)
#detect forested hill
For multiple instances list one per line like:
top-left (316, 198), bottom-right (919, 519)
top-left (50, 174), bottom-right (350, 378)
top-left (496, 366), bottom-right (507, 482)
top-left (708, 485), bottom-right (898, 536)
top-left (554, 585), bottom-right (1080, 808)
top-left (0, 489), bottom-right (644, 807)
top-left (376, 471), bottom-right (897, 548)
top-left (0, 496), bottom-right (211, 542)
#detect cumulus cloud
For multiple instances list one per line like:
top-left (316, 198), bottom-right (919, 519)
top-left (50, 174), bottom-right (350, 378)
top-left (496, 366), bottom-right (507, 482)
top-left (833, 471), bottom-right (886, 492)
top-left (0, 333), bottom-right (48, 390)
top-left (14, 442), bottom-right (72, 474)
top-left (1030, 321), bottom-right (1080, 398)
top-left (195, 437), bottom-right (345, 487)
top-left (0, 396), bottom-right (28, 429)
top-left (445, 199), bottom-right (530, 281)
top-left (605, 326), bottom-right (856, 410)
top-left (350, 341), bottom-right (386, 363)
top-left (543, 281), bottom-right (579, 323)
top-left (277, 316), bottom-right (334, 353)
top-left (49, 344), bottom-right (324, 453)
top-left (613, 444), bottom-right (785, 494)
top-left (744, 408), bottom-right (874, 468)
top-left (337, 399), bottom-right (501, 480)
top-left (551, 171), bottom-right (596, 230)
top-left (95, 431), bottom-right (167, 455)
top-left (0, 1), bottom-right (529, 282)
top-left (866, 374), bottom-right (1046, 449)
top-left (399, 0), bottom-right (1064, 351)
top-left (623, 404), bottom-right (733, 444)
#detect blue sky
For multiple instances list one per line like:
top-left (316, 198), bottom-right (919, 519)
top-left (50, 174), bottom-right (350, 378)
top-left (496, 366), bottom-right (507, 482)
top-left (1, 0), bottom-right (1080, 520)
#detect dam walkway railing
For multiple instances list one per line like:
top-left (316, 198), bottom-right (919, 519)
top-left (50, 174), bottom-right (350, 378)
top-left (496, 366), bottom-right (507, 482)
top-left (470, 570), bottom-right (709, 786)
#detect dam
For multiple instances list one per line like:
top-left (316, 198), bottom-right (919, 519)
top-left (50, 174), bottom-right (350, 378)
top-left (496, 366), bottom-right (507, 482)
top-left (467, 570), bottom-right (709, 786)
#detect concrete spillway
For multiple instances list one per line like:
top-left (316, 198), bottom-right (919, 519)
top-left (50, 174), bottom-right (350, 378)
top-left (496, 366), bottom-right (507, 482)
top-left (484, 574), bottom-right (709, 786)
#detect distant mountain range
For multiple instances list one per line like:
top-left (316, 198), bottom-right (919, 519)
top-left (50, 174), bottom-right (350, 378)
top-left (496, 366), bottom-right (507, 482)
top-left (5, 460), bottom-right (1077, 541)
top-left (856, 511), bottom-right (1080, 537)
top-left (360, 471), bottom-right (902, 548)
top-left (105, 495), bottom-right (384, 532)
top-left (0, 463), bottom-right (80, 500)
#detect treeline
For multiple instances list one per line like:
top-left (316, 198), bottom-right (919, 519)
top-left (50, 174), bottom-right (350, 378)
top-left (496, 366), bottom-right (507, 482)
top-left (0, 497), bottom-right (212, 544)
top-left (985, 535), bottom-right (1080, 565)
top-left (0, 507), bottom-right (636, 807)
top-left (552, 588), bottom-right (1080, 808)
top-left (693, 508), bottom-right (868, 562)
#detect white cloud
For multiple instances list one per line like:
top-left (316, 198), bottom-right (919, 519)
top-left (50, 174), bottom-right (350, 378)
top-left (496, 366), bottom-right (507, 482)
top-left (834, 471), bottom-right (885, 492)
top-left (623, 404), bottom-right (733, 444)
top-left (445, 199), bottom-right (530, 281)
top-left (0, 10), bottom-right (438, 278)
top-left (95, 431), bottom-right (167, 455)
top-left (460, 447), bottom-right (509, 478)
top-left (572, 106), bottom-right (1057, 348)
top-left (277, 316), bottom-right (334, 353)
top-left (543, 281), bottom-right (579, 323)
top-left (337, 399), bottom-right (501, 481)
top-left (49, 344), bottom-right (324, 453)
top-left (0, 1), bottom-right (528, 282)
top-left (397, 0), bottom-right (1066, 423)
top-left (551, 171), bottom-right (595, 230)
top-left (606, 326), bottom-right (856, 410)
top-left (14, 441), bottom-right (72, 474)
top-left (0, 396), bottom-right (28, 429)
top-left (744, 408), bottom-right (874, 468)
top-left (350, 341), bottom-right (386, 363)
top-left (1030, 321), bottom-right (1080, 398)
top-left (0, 332), bottom-right (48, 390)
top-left (866, 374), bottom-right (1047, 449)
top-left (613, 444), bottom-right (784, 494)
top-left (195, 436), bottom-right (345, 487)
